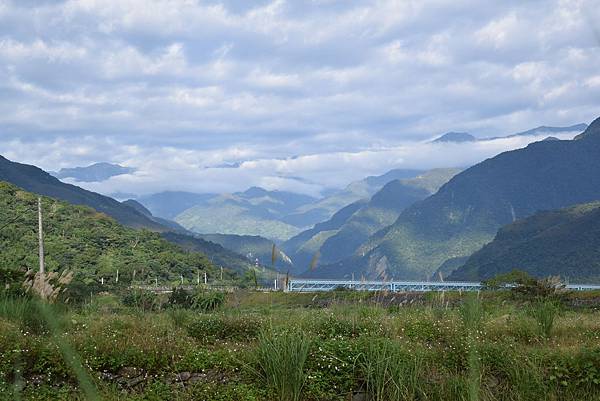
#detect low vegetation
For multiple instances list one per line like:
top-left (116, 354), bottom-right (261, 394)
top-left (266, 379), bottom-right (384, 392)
top-left (1, 286), bottom-right (600, 400)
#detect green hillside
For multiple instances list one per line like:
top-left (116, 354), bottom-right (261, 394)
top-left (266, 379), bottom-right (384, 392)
top-left (288, 168), bottom-right (460, 273)
top-left (449, 202), bottom-right (600, 282)
top-left (0, 181), bottom-right (216, 288)
top-left (311, 118), bottom-right (598, 280)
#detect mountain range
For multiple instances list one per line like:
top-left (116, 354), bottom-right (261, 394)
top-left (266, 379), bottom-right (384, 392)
top-left (309, 119), bottom-right (599, 280)
top-left (284, 168), bottom-right (461, 274)
top-left (431, 124), bottom-right (587, 143)
top-left (140, 169), bottom-right (426, 243)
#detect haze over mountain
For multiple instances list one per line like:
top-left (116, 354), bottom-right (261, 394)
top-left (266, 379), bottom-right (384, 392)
top-left (174, 187), bottom-right (318, 242)
top-left (51, 163), bottom-right (135, 183)
top-left (308, 118), bottom-right (600, 280)
top-left (138, 192), bottom-right (216, 220)
top-left (450, 202), bottom-right (600, 283)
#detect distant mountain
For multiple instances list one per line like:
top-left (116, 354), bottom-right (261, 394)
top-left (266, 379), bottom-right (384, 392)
top-left (196, 233), bottom-right (293, 270)
top-left (430, 124), bottom-right (587, 144)
top-left (449, 202), bottom-right (600, 282)
top-left (282, 200), bottom-right (367, 275)
top-left (121, 199), bottom-right (187, 232)
top-left (51, 162), bottom-right (135, 182)
top-left (289, 169), bottom-right (425, 225)
top-left (138, 191), bottom-right (215, 220)
top-left (432, 132), bottom-right (476, 143)
top-left (309, 117), bottom-right (600, 280)
top-left (503, 123), bottom-right (588, 139)
top-left (288, 168), bottom-right (460, 273)
top-left (161, 232), bottom-right (261, 275)
top-left (0, 155), bottom-right (163, 230)
top-left (174, 188), bottom-right (318, 242)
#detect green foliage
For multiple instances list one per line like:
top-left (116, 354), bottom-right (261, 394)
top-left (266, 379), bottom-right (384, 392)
top-left (252, 329), bottom-right (311, 401)
top-left (0, 182), bottom-right (214, 287)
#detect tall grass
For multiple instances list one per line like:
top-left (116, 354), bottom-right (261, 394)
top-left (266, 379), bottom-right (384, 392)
top-left (529, 300), bottom-right (559, 338)
top-left (254, 329), bottom-right (311, 401)
top-left (0, 295), bottom-right (46, 333)
top-left (460, 294), bottom-right (484, 401)
top-left (358, 338), bottom-right (423, 401)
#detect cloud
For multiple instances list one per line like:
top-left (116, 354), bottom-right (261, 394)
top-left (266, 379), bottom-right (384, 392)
top-left (0, 129), bottom-right (583, 198)
top-left (0, 0), bottom-right (598, 196)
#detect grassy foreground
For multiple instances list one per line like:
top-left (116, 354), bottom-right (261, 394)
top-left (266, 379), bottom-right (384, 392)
top-left (1, 290), bottom-right (600, 401)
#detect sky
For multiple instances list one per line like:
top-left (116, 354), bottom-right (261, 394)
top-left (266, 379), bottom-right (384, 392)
top-left (0, 0), bottom-right (599, 196)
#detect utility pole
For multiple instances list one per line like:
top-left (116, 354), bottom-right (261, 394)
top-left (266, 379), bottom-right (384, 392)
top-left (204, 272), bottom-right (207, 285)
top-left (37, 198), bottom-right (45, 276)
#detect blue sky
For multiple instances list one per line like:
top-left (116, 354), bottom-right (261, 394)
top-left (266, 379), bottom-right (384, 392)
top-left (0, 0), bottom-right (599, 196)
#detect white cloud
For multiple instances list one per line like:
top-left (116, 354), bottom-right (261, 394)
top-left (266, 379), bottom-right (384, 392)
top-left (0, 0), bottom-right (598, 196)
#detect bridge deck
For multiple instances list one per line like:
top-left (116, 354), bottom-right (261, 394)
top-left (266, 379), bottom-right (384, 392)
top-left (287, 279), bottom-right (600, 292)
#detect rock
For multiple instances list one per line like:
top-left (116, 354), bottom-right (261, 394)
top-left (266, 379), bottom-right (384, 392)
top-left (125, 376), bottom-right (145, 388)
top-left (352, 392), bottom-right (367, 401)
top-left (176, 372), bottom-right (192, 382)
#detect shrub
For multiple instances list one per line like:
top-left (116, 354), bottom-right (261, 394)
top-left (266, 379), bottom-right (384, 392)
top-left (121, 290), bottom-right (159, 311)
top-left (193, 291), bottom-right (225, 312)
top-left (168, 287), bottom-right (194, 308)
top-left (253, 329), bottom-right (311, 401)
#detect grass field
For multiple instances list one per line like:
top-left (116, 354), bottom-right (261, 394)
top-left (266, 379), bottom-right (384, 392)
top-left (1, 289), bottom-right (600, 401)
